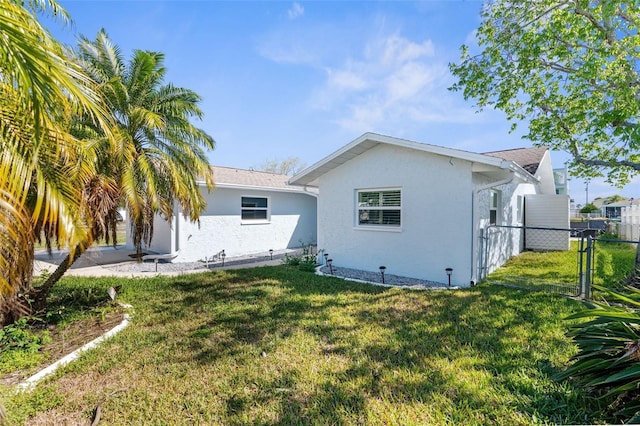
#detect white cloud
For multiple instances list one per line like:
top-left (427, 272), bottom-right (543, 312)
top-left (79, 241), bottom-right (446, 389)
top-left (327, 66), bottom-right (368, 91)
top-left (288, 2), bottom-right (304, 20)
top-left (378, 35), bottom-right (434, 65)
top-left (309, 32), bottom-right (478, 133)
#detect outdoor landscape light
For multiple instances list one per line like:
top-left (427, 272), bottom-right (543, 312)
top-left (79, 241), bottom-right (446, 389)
top-left (379, 266), bottom-right (386, 284)
top-left (445, 268), bottom-right (453, 288)
top-left (324, 253), bottom-right (329, 265)
top-left (221, 251), bottom-right (226, 267)
top-left (327, 258), bottom-right (333, 275)
top-left (269, 249), bottom-right (273, 260)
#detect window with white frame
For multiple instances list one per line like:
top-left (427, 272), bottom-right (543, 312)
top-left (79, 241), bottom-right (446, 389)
top-left (489, 190), bottom-right (500, 225)
top-left (241, 196), bottom-right (269, 221)
top-left (357, 189), bottom-right (401, 227)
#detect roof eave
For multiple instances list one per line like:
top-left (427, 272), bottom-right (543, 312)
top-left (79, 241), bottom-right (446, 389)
top-left (289, 132), bottom-right (538, 186)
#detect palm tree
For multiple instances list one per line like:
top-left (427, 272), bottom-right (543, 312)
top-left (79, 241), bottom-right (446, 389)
top-left (0, 0), bottom-right (111, 324)
top-left (30, 31), bottom-right (216, 305)
top-left (73, 30), bottom-right (215, 256)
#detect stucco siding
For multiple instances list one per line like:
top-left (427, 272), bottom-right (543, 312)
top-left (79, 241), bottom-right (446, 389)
top-left (174, 187), bottom-right (317, 262)
top-left (318, 144), bottom-right (473, 286)
top-left (474, 176), bottom-right (540, 278)
top-left (133, 186), bottom-right (316, 262)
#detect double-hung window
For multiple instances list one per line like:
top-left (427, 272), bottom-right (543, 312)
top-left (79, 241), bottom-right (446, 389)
top-left (241, 196), bottom-right (269, 221)
top-left (356, 188), bottom-right (401, 228)
top-left (489, 190), bottom-right (500, 225)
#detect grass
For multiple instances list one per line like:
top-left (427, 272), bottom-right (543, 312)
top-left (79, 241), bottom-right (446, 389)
top-left (34, 222), bottom-right (127, 250)
top-left (1, 267), bottom-right (609, 424)
top-left (485, 240), bottom-right (637, 295)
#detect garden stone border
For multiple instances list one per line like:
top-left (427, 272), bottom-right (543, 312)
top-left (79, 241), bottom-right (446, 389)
top-left (16, 303), bottom-right (133, 392)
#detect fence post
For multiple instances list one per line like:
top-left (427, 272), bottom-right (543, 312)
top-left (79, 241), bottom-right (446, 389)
top-left (584, 235), bottom-right (593, 300)
top-left (478, 227), bottom-right (484, 281)
top-left (578, 235), bottom-right (585, 298)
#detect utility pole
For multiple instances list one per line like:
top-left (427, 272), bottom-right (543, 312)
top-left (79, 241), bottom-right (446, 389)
top-left (585, 180), bottom-right (589, 205)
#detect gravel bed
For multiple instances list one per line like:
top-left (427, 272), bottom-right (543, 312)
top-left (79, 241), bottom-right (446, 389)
top-left (106, 250), bottom-right (294, 273)
top-left (317, 265), bottom-right (450, 289)
top-left (103, 249), bottom-right (451, 290)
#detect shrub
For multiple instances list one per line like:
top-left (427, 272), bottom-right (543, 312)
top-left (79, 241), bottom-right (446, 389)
top-left (281, 249), bottom-right (318, 272)
top-left (580, 203), bottom-right (599, 213)
top-left (558, 286), bottom-right (640, 423)
top-left (0, 317), bottom-right (51, 374)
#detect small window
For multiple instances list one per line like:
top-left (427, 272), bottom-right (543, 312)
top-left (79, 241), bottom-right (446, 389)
top-left (489, 190), bottom-right (500, 225)
top-left (357, 189), bottom-right (401, 227)
top-left (242, 196), bottom-right (269, 221)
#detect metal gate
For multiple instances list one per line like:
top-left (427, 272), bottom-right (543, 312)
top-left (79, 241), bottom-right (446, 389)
top-left (480, 225), bottom-right (592, 298)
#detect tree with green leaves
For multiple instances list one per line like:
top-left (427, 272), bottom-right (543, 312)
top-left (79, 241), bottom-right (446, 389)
top-left (580, 203), bottom-right (599, 214)
top-left (450, 0), bottom-right (640, 186)
top-left (450, 1), bottom-right (640, 421)
top-left (0, 0), bottom-right (111, 324)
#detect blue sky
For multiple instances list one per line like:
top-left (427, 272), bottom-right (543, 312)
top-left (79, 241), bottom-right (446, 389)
top-left (46, 1), bottom-right (638, 203)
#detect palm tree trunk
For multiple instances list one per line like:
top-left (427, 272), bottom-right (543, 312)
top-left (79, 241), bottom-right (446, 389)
top-left (27, 245), bottom-right (85, 316)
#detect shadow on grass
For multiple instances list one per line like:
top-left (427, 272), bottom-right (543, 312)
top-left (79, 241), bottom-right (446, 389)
top-left (44, 266), bottom-right (606, 424)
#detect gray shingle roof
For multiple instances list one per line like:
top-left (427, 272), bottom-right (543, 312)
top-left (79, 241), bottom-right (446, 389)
top-left (211, 166), bottom-right (292, 189)
top-left (483, 147), bottom-right (547, 175)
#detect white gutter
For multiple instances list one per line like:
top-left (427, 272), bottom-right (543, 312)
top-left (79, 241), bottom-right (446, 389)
top-left (470, 167), bottom-right (516, 286)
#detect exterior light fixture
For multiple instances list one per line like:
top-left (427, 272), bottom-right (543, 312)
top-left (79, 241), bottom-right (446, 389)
top-left (327, 258), bottom-right (333, 275)
top-left (379, 266), bottom-right (386, 284)
top-left (323, 253), bottom-right (329, 265)
top-left (221, 251), bottom-right (226, 267)
top-left (445, 268), bottom-right (453, 288)
top-left (269, 249), bottom-right (273, 260)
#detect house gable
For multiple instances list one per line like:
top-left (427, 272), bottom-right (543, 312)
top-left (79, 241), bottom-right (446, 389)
top-left (290, 133), bottom-right (537, 188)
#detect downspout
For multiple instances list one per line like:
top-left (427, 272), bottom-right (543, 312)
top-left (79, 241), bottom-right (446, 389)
top-left (470, 170), bottom-right (516, 285)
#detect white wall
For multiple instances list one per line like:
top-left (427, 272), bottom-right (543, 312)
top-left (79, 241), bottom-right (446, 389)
top-left (621, 205), bottom-right (640, 241)
top-left (534, 151), bottom-right (557, 195)
top-left (317, 144), bottom-right (472, 286)
top-left (173, 187), bottom-right (317, 262)
top-left (524, 194), bottom-right (570, 250)
top-left (124, 211), bottom-right (174, 253)
top-left (475, 177), bottom-right (538, 279)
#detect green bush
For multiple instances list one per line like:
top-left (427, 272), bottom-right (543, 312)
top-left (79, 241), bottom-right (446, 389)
top-left (0, 317), bottom-right (51, 374)
top-left (558, 286), bottom-right (640, 423)
top-left (281, 250), bottom-right (318, 272)
top-left (580, 203), bottom-right (599, 213)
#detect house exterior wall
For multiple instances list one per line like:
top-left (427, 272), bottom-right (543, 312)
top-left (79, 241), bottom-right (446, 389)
top-left (173, 187), bottom-right (316, 262)
top-left (317, 144), bottom-right (473, 286)
top-left (534, 151), bottom-right (557, 195)
top-left (474, 176), bottom-right (539, 278)
top-left (125, 212), bottom-right (174, 254)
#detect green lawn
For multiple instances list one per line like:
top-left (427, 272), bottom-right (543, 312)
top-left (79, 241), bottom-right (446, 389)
top-left (485, 240), bottom-right (637, 295)
top-left (2, 267), bottom-right (609, 424)
top-left (34, 221), bottom-right (127, 250)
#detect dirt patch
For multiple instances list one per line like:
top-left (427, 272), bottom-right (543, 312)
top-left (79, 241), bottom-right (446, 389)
top-left (0, 311), bottom-right (126, 386)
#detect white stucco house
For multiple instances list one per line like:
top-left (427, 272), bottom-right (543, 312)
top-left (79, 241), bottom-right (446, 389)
top-left (289, 133), bottom-right (568, 287)
top-left (127, 166), bottom-right (317, 262)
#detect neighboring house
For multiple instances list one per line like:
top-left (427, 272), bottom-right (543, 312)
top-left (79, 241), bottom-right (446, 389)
top-left (602, 198), bottom-right (639, 220)
top-left (290, 133), bottom-right (568, 287)
top-left (127, 166), bottom-right (317, 262)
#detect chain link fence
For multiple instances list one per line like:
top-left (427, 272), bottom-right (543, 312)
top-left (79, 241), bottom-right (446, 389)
top-left (481, 225), bottom-right (583, 297)
top-left (482, 224), bottom-right (639, 299)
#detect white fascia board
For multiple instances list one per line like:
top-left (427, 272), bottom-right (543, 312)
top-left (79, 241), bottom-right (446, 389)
top-left (196, 181), bottom-right (318, 196)
top-left (289, 132), bottom-right (538, 186)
